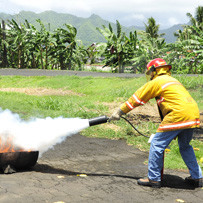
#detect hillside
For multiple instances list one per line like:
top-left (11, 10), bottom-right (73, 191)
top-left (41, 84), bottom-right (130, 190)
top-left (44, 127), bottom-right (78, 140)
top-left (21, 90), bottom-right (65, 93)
top-left (160, 24), bottom-right (184, 43)
top-left (0, 10), bottom-right (182, 45)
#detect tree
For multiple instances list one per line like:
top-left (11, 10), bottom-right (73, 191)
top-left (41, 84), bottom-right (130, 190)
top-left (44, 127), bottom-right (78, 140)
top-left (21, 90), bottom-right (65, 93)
top-left (171, 6), bottom-right (203, 73)
top-left (23, 20), bottom-right (40, 69)
top-left (35, 19), bottom-right (55, 69)
top-left (52, 24), bottom-right (86, 70)
top-left (144, 17), bottom-right (165, 39)
top-left (132, 33), bottom-right (166, 73)
top-left (97, 20), bottom-right (137, 73)
top-left (86, 43), bottom-right (99, 64)
top-left (168, 25), bottom-right (203, 74)
top-left (6, 19), bottom-right (27, 68)
top-left (131, 17), bottom-right (166, 73)
top-left (1, 18), bottom-right (87, 70)
top-left (187, 6), bottom-right (203, 30)
top-left (0, 20), bottom-right (8, 67)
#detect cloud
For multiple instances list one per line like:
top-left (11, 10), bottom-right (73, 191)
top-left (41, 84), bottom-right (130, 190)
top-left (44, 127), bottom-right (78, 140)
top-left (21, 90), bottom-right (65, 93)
top-left (10, 0), bottom-right (50, 7)
top-left (131, 14), bottom-right (145, 21)
top-left (168, 17), bottom-right (180, 26)
top-left (9, 0), bottom-right (92, 13)
top-left (9, 0), bottom-right (52, 11)
top-left (8, 0), bottom-right (202, 14)
top-left (119, 13), bottom-right (146, 27)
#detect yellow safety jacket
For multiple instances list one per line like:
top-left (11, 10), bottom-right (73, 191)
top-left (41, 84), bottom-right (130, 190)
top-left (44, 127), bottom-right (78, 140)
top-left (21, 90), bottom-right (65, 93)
top-left (120, 74), bottom-right (200, 132)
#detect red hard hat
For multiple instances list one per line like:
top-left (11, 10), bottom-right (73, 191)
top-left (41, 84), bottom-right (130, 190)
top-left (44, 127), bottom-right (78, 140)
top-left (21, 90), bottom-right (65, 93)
top-left (147, 58), bottom-right (171, 71)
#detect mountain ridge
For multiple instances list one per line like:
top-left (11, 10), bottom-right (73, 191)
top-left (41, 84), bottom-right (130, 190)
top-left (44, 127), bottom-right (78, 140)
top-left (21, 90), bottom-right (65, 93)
top-left (0, 10), bottom-right (183, 45)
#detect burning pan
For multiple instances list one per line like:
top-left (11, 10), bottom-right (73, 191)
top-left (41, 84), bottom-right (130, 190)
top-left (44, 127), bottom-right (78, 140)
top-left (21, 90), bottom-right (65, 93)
top-left (0, 151), bottom-right (39, 172)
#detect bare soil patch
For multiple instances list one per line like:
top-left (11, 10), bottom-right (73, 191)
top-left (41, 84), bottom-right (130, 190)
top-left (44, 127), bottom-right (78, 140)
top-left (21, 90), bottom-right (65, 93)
top-left (104, 101), bottom-right (160, 125)
top-left (0, 87), bottom-right (83, 96)
top-left (127, 103), bottom-right (160, 124)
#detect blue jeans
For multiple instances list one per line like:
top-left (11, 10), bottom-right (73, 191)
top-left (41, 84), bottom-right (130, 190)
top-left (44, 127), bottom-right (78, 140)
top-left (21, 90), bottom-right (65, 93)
top-left (148, 128), bottom-right (202, 181)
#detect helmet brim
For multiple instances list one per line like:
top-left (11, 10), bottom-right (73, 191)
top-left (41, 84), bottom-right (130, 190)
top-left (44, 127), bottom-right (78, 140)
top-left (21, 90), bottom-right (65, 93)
top-left (146, 64), bottom-right (171, 74)
top-left (157, 64), bottom-right (172, 70)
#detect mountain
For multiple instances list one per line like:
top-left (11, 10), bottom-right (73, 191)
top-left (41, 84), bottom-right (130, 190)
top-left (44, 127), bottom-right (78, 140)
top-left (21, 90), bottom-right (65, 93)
top-left (0, 10), bottom-right (183, 45)
top-left (160, 24), bottom-right (184, 43)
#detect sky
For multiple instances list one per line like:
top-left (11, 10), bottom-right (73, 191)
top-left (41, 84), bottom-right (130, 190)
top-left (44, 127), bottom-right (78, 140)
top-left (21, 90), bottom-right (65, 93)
top-left (0, 0), bottom-right (202, 29)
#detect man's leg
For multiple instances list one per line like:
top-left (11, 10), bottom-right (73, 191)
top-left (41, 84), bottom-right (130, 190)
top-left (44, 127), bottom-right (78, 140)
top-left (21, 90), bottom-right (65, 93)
top-left (138, 129), bottom-right (182, 187)
top-left (178, 129), bottom-right (202, 179)
top-left (147, 130), bottom-right (181, 181)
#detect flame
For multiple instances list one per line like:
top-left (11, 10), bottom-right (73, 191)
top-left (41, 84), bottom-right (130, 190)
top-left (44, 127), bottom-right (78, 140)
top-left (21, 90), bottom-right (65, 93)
top-left (0, 135), bottom-right (29, 153)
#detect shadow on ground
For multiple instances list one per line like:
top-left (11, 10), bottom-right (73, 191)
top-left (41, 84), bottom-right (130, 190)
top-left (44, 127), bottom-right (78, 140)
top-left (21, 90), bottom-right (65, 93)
top-left (32, 163), bottom-right (197, 190)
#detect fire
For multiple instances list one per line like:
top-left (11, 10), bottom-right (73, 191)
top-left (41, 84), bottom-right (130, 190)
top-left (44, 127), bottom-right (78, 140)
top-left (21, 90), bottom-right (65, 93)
top-left (0, 135), bottom-right (29, 153)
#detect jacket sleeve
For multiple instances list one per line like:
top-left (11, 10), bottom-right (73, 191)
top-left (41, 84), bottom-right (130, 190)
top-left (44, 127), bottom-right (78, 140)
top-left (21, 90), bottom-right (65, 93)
top-left (120, 79), bottom-right (161, 114)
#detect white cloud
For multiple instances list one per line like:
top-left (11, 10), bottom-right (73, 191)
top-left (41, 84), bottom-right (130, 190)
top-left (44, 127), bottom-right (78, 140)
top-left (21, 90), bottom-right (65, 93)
top-left (9, 0), bottom-right (52, 10)
top-left (168, 17), bottom-right (180, 26)
top-left (10, 0), bottom-right (91, 12)
top-left (131, 14), bottom-right (145, 21)
top-left (10, 0), bottom-right (49, 7)
top-left (8, 0), bottom-right (202, 14)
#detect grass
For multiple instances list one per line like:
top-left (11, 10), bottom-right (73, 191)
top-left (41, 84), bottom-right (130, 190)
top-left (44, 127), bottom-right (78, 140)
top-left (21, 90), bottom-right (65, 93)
top-left (0, 74), bottom-right (202, 170)
top-left (164, 139), bottom-right (203, 170)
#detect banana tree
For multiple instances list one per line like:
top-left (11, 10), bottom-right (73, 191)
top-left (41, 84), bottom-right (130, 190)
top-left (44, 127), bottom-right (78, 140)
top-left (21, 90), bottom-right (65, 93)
top-left (6, 19), bottom-right (27, 68)
top-left (131, 31), bottom-right (166, 73)
top-left (144, 17), bottom-right (165, 39)
top-left (170, 6), bottom-right (203, 73)
top-left (168, 25), bottom-right (203, 74)
top-left (35, 19), bottom-right (55, 69)
top-left (96, 20), bottom-right (132, 73)
top-left (186, 6), bottom-right (203, 31)
top-left (52, 24), bottom-right (85, 70)
top-left (0, 20), bottom-right (8, 67)
top-left (130, 17), bottom-right (166, 73)
top-left (122, 30), bottom-right (139, 73)
top-left (20, 20), bottom-right (41, 69)
top-left (86, 43), bottom-right (100, 64)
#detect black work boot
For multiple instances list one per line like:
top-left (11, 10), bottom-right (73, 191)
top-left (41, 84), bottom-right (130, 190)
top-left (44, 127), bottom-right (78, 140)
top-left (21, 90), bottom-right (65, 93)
top-left (137, 178), bottom-right (161, 188)
top-left (185, 176), bottom-right (203, 188)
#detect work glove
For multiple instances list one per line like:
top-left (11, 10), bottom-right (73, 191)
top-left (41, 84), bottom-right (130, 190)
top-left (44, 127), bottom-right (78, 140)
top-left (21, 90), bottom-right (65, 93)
top-left (109, 108), bottom-right (125, 121)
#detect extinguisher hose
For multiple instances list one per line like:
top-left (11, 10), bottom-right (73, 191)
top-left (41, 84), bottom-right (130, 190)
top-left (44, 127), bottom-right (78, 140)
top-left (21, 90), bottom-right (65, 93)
top-left (120, 116), bottom-right (150, 138)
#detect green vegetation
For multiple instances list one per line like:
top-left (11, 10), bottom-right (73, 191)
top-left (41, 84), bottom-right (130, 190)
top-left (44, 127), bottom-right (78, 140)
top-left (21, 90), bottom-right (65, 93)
top-left (0, 6), bottom-right (202, 73)
top-left (0, 74), bottom-right (202, 170)
top-left (96, 9), bottom-right (202, 73)
top-left (164, 139), bottom-right (203, 170)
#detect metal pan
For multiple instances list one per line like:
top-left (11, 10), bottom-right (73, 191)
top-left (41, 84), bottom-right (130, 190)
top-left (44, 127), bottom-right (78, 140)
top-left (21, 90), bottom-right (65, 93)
top-left (0, 151), bottom-right (39, 171)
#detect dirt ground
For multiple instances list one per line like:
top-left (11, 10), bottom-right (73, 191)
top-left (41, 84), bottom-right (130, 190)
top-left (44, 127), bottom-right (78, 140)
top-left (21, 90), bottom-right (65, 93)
top-left (0, 87), bottom-right (83, 96)
top-left (0, 69), bottom-right (202, 203)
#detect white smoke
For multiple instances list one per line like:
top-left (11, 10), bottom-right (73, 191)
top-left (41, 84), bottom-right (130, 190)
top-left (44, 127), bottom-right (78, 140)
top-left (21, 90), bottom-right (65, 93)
top-left (0, 108), bottom-right (89, 156)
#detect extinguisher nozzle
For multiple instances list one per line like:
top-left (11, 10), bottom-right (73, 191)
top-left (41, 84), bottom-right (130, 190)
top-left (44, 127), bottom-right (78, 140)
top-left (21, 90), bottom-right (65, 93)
top-left (88, 115), bottom-right (109, 127)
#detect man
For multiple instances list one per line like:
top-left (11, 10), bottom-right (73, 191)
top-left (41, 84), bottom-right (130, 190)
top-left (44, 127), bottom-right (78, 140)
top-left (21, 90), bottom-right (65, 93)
top-left (109, 58), bottom-right (202, 188)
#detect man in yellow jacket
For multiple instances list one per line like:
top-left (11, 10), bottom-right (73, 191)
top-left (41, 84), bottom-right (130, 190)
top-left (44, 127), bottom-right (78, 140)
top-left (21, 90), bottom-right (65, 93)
top-left (110, 58), bottom-right (202, 188)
